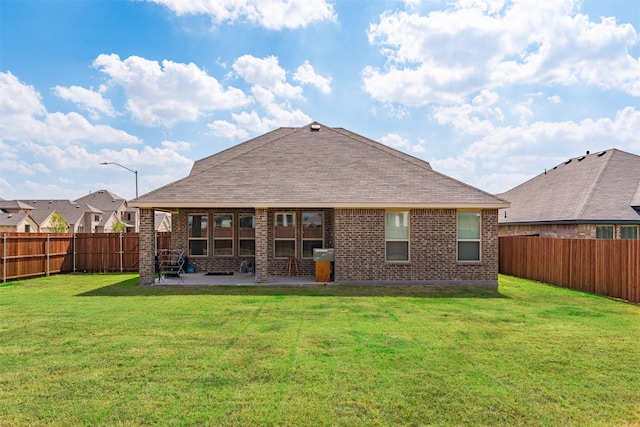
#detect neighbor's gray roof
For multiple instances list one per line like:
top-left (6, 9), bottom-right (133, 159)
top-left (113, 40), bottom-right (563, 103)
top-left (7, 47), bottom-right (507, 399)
top-left (0, 212), bottom-right (36, 227)
top-left (18, 200), bottom-right (102, 224)
top-left (0, 200), bottom-right (35, 211)
top-left (132, 123), bottom-right (508, 209)
top-left (498, 149), bottom-right (640, 224)
top-left (74, 190), bottom-right (127, 211)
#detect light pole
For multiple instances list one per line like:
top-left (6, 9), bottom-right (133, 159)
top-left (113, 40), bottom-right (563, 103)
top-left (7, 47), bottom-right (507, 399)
top-left (100, 162), bottom-right (138, 198)
top-left (100, 162), bottom-right (139, 232)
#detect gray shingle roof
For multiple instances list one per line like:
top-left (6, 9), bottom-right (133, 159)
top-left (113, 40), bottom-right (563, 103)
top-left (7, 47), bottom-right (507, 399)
top-left (0, 212), bottom-right (35, 227)
top-left (0, 200), bottom-right (35, 211)
top-left (498, 149), bottom-right (640, 224)
top-left (74, 190), bottom-right (127, 211)
top-left (18, 200), bottom-right (102, 224)
top-left (132, 123), bottom-right (508, 209)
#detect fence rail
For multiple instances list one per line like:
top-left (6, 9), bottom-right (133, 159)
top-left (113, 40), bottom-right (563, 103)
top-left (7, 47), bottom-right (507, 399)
top-left (499, 236), bottom-right (640, 304)
top-left (1, 232), bottom-right (171, 282)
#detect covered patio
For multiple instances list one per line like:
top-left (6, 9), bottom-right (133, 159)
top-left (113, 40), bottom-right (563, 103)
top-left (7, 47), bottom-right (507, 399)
top-left (152, 272), bottom-right (319, 286)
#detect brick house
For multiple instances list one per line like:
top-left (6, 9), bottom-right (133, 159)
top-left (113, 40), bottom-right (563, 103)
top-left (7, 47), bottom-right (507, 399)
top-left (498, 149), bottom-right (640, 239)
top-left (131, 123), bottom-right (509, 285)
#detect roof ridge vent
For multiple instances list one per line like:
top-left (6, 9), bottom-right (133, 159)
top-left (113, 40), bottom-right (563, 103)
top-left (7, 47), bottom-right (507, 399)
top-left (597, 150), bottom-right (607, 157)
top-left (310, 124), bottom-right (321, 131)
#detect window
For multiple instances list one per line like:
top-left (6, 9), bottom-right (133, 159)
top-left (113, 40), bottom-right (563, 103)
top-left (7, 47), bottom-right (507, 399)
top-left (386, 211), bottom-right (409, 261)
top-left (596, 225), bottom-right (614, 239)
top-left (94, 215), bottom-right (100, 222)
top-left (24, 224), bottom-right (30, 233)
top-left (213, 214), bottom-right (233, 256)
top-left (188, 214), bottom-right (208, 256)
top-left (458, 211), bottom-right (481, 262)
top-left (620, 225), bottom-right (638, 240)
top-left (302, 212), bottom-right (324, 258)
top-left (275, 213), bottom-right (296, 258)
top-left (239, 214), bottom-right (255, 256)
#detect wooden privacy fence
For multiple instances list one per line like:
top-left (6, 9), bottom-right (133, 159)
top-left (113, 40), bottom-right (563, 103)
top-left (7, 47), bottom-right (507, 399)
top-left (1, 232), bottom-right (171, 282)
top-left (499, 236), bottom-right (640, 304)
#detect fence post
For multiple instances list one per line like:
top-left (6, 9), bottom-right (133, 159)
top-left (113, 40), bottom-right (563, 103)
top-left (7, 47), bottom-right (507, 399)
top-left (46, 234), bottom-right (50, 277)
top-left (73, 232), bottom-right (76, 272)
top-left (119, 232), bottom-right (124, 273)
top-left (2, 233), bottom-right (6, 283)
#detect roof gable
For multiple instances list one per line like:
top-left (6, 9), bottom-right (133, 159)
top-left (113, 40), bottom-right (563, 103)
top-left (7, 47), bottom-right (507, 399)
top-left (133, 123), bottom-right (507, 209)
top-left (74, 190), bottom-right (127, 211)
top-left (499, 149), bottom-right (640, 223)
top-left (0, 212), bottom-right (38, 227)
top-left (18, 200), bottom-right (103, 224)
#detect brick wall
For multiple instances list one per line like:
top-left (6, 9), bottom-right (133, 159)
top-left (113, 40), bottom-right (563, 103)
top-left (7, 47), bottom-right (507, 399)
top-left (172, 208), bottom-right (333, 277)
top-left (139, 208), bottom-right (155, 285)
top-left (334, 208), bottom-right (498, 283)
top-left (498, 223), bottom-right (593, 238)
top-left (167, 207), bottom-right (499, 283)
top-left (255, 208), bottom-right (268, 283)
top-left (497, 223), bottom-right (640, 239)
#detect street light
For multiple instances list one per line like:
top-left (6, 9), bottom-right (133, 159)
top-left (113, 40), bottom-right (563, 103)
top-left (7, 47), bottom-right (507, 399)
top-left (100, 161), bottom-right (139, 232)
top-left (99, 162), bottom-right (138, 198)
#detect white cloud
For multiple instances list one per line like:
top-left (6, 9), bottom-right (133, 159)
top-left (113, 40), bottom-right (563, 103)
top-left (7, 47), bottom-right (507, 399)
top-left (230, 106), bottom-right (311, 135)
top-left (233, 55), bottom-right (303, 101)
top-left (0, 71), bottom-right (45, 118)
top-left (93, 54), bottom-right (251, 127)
top-left (264, 103), bottom-right (311, 126)
top-left (379, 133), bottom-right (426, 153)
top-left (3, 138), bottom-right (194, 199)
top-left (207, 120), bottom-right (250, 139)
top-left (433, 89), bottom-right (503, 134)
top-left (0, 71), bottom-right (141, 146)
top-left (147, 0), bottom-right (337, 30)
top-left (53, 85), bottom-right (116, 119)
top-left (364, 1), bottom-right (640, 106)
top-left (293, 60), bottom-right (332, 94)
top-left (547, 95), bottom-right (562, 104)
top-left (431, 106), bottom-right (640, 193)
top-left (197, 55), bottom-right (313, 138)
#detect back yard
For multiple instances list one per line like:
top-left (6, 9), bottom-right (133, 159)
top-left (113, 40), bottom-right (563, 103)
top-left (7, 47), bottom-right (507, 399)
top-left (1, 275), bottom-right (639, 426)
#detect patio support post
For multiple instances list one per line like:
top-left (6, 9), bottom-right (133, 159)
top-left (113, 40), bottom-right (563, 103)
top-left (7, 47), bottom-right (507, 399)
top-left (139, 208), bottom-right (155, 285)
top-left (255, 208), bottom-right (268, 283)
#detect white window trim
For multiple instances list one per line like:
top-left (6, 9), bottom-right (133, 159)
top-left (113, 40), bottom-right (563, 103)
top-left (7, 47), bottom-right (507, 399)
top-left (457, 210), bottom-right (482, 262)
top-left (188, 213), bottom-right (208, 257)
top-left (213, 213), bottom-right (234, 257)
top-left (274, 212), bottom-right (296, 259)
top-left (302, 212), bottom-right (324, 259)
top-left (385, 210), bottom-right (410, 263)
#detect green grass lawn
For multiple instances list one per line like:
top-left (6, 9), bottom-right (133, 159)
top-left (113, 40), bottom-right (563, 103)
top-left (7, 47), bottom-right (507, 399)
top-left (1, 275), bottom-right (639, 426)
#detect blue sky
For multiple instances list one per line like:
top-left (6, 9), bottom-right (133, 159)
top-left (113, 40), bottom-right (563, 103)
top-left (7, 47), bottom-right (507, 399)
top-left (1, 0), bottom-right (639, 201)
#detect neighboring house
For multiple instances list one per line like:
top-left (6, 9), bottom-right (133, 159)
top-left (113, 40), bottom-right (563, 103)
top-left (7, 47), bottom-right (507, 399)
top-left (0, 211), bottom-right (39, 232)
top-left (18, 200), bottom-right (103, 233)
top-left (29, 208), bottom-right (68, 232)
top-left (155, 212), bottom-right (172, 232)
top-left (131, 123), bottom-right (509, 285)
top-left (74, 190), bottom-right (137, 232)
top-left (498, 148), bottom-right (640, 239)
top-left (0, 200), bottom-right (36, 215)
